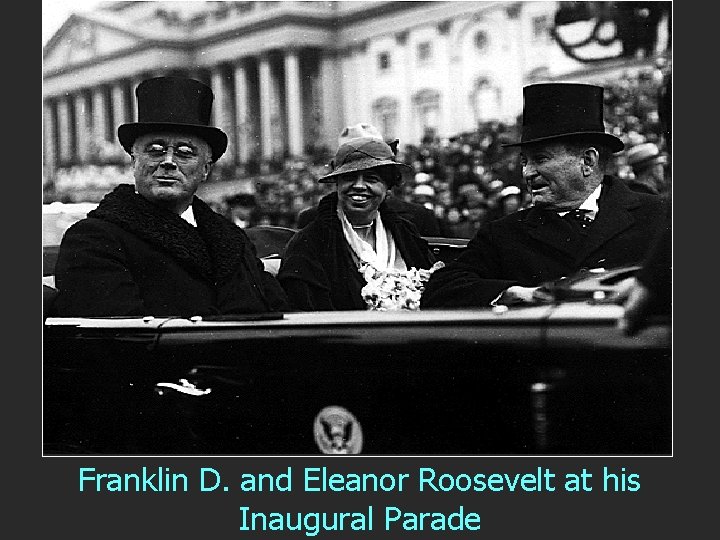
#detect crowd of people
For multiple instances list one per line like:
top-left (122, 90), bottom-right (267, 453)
top-left (214, 64), bottom-right (670, 238)
top-left (46, 63), bottom-right (670, 242)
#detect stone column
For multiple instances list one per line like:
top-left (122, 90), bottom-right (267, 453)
top-left (258, 54), bottom-right (273, 161)
top-left (43, 101), bottom-right (57, 174)
top-left (56, 96), bottom-right (72, 164)
top-left (112, 82), bottom-right (128, 130)
top-left (233, 61), bottom-right (251, 165)
top-left (319, 51), bottom-right (344, 147)
top-left (284, 49), bottom-right (304, 157)
top-left (92, 86), bottom-right (109, 146)
top-left (129, 78), bottom-right (143, 122)
top-left (73, 92), bottom-right (92, 163)
top-left (436, 30), bottom-right (453, 138)
top-left (210, 66), bottom-right (234, 163)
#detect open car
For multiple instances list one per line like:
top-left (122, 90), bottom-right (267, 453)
top-left (42, 227), bottom-right (671, 455)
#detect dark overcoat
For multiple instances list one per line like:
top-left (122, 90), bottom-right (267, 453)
top-left (277, 192), bottom-right (436, 311)
top-left (53, 184), bottom-right (289, 317)
top-left (421, 176), bottom-right (668, 308)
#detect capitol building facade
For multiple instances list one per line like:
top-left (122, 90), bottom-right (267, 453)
top-left (42, 1), bottom-right (670, 198)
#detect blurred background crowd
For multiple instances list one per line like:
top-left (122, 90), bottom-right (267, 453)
top-left (208, 59), bottom-right (671, 238)
top-left (44, 1), bottom-right (672, 242)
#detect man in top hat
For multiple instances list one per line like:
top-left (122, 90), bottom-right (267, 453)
top-left (624, 142), bottom-right (670, 195)
top-left (277, 133), bottom-right (437, 311)
top-left (421, 83), bottom-right (667, 308)
top-left (53, 76), bottom-right (288, 317)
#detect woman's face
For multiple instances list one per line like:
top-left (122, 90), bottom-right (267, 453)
top-left (336, 168), bottom-right (389, 226)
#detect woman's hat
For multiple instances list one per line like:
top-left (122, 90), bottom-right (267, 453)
top-left (319, 136), bottom-right (412, 184)
top-left (502, 83), bottom-right (624, 153)
top-left (118, 76), bottom-right (228, 161)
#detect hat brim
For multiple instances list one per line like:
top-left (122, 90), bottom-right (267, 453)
top-left (502, 131), bottom-right (625, 153)
top-left (118, 122), bottom-right (228, 162)
top-left (318, 158), bottom-right (413, 183)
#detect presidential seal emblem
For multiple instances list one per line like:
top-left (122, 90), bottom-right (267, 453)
top-left (313, 405), bottom-right (363, 454)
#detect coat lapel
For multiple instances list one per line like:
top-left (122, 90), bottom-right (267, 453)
top-left (574, 177), bottom-right (640, 265)
top-left (89, 185), bottom-right (214, 280)
top-left (522, 207), bottom-right (577, 258)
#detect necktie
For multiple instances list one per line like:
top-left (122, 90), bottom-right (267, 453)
top-left (564, 209), bottom-right (594, 230)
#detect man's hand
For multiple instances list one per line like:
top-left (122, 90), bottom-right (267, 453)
top-left (616, 277), bottom-right (654, 336)
top-left (495, 285), bottom-right (553, 306)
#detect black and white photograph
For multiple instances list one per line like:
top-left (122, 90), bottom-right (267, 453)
top-left (42, 0), bottom-right (672, 456)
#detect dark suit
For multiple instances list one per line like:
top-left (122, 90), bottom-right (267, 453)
top-left (421, 176), bottom-right (667, 308)
top-left (279, 192), bottom-right (436, 311)
top-left (54, 185), bottom-right (289, 317)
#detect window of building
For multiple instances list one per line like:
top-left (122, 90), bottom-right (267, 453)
top-left (372, 97), bottom-right (399, 139)
top-left (412, 89), bottom-right (440, 139)
top-left (532, 16), bottom-right (549, 41)
top-left (417, 42), bottom-right (432, 64)
top-left (474, 31), bottom-right (488, 51)
top-left (378, 52), bottom-right (391, 72)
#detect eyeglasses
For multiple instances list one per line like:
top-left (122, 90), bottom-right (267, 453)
top-left (140, 142), bottom-right (200, 161)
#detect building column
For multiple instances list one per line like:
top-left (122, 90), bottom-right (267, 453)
top-left (437, 33), bottom-right (453, 138)
top-left (129, 78), bottom-right (143, 122)
top-left (210, 66), bottom-right (234, 164)
top-left (57, 96), bottom-right (72, 164)
top-left (353, 47), bottom-right (368, 125)
top-left (74, 92), bottom-right (92, 163)
top-left (43, 101), bottom-right (57, 174)
top-left (92, 86), bottom-right (109, 147)
top-left (319, 51), bottom-right (344, 147)
top-left (258, 54), bottom-right (273, 161)
top-left (233, 61), bottom-right (251, 165)
top-left (112, 81), bottom-right (128, 129)
top-left (284, 49), bottom-right (304, 157)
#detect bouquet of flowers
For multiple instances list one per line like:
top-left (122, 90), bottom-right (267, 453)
top-left (360, 261), bottom-right (445, 311)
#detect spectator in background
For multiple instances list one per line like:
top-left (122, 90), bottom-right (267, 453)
top-left (624, 142), bottom-right (669, 195)
top-left (489, 185), bottom-right (527, 221)
top-left (225, 193), bottom-right (260, 228)
top-left (53, 77), bottom-right (288, 317)
top-left (421, 83), bottom-right (667, 308)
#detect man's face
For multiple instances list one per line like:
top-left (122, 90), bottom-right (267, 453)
top-left (520, 141), bottom-right (592, 211)
top-left (132, 132), bottom-right (212, 213)
top-left (336, 168), bottom-right (389, 226)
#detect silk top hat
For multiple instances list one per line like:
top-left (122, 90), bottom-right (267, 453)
top-left (319, 136), bottom-right (412, 184)
top-left (118, 77), bottom-right (228, 162)
top-left (503, 83), bottom-right (624, 153)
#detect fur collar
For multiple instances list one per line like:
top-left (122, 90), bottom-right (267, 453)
top-left (89, 184), bottom-right (253, 282)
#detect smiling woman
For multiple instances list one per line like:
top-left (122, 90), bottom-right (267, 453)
top-left (277, 134), bottom-right (440, 311)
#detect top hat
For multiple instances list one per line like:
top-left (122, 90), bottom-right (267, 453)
top-left (626, 142), bottom-right (667, 170)
top-left (118, 77), bottom-right (228, 162)
top-left (503, 83), bottom-right (624, 153)
top-left (319, 136), bottom-right (412, 184)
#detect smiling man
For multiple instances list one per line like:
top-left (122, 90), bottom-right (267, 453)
top-left (421, 83), bottom-right (668, 308)
top-left (278, 136), bottom-right (437, 311)
top-left (53, 77), bottom-right (288, 317)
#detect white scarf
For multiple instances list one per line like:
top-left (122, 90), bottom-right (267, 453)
top-left (337, 206), bottom-right (406, 272)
